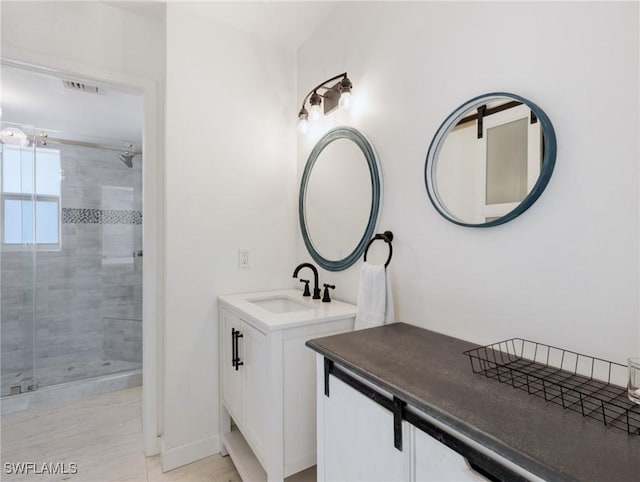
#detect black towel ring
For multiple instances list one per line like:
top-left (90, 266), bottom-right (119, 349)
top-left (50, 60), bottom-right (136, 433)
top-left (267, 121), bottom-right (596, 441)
top-left (363, 231), bottom-right (394, 268)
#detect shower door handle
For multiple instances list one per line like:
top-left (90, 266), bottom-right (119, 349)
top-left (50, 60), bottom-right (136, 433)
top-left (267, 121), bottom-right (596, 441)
top-left (133, 250), bottom-right (143, 270)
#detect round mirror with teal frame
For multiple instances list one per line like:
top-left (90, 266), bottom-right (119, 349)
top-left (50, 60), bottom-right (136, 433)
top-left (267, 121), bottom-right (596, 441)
top-left (425, 92), bottom-right (557, 227)
top-left (299, 126), bottom-right (382, 271)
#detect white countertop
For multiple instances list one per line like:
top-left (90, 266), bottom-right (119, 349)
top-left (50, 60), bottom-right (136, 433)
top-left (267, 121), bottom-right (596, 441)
top-left (218, 288), bottom-right (357, 332)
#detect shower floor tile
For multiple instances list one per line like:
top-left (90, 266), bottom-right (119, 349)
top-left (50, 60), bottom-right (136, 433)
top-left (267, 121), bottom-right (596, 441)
top-left (2, 359), bottom-right (141, 395)
top-left (37, 359), bottom-right (141, 388)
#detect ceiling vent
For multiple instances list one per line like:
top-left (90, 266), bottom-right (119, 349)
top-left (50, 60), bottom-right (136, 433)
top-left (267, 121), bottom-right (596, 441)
top-left (62, 80), bottom-right (101, 94)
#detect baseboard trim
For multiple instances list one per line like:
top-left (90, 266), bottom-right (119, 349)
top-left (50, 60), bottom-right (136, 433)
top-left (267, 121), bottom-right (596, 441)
top-left (161, 434), bottom-right (220, 472)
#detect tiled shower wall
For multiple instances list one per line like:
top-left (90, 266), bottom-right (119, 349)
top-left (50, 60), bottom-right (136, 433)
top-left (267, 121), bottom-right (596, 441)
top-left (1, 144), bottom-right (142, 396)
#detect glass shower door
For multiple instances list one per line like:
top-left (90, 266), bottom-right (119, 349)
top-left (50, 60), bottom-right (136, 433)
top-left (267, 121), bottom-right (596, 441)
top-left (31, 135), bottom-right (142, 388)
top-left (2, 123), bottom-right (143, 398)
top-left (0, 123), bottom-right (37, 396)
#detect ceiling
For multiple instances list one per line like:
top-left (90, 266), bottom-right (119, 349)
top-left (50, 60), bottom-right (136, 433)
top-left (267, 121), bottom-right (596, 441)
top-left (174, 1), bottom-right (338, 51)
top-left (103, 1), bottom-right (166, 21)
top-left (1, 65), bottom-right (143, 146)
top-left (104, 1), bottom-right (338, 50)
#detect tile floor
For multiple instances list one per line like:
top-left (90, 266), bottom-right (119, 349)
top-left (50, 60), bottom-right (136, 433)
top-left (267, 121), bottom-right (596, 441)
top-left (0, 387), bottom-right (241, 482)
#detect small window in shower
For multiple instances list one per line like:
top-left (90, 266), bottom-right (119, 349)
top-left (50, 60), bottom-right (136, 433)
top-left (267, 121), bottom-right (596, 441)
top-left (1, 146), bottom-right (61, 249)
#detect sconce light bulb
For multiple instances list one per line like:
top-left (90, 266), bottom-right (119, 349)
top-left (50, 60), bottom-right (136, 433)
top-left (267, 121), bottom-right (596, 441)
top-left (309, 103), bottom-right (322, 121)
top-left (298, 107), bottom-right (309, 134)
top-left (339, 91), bottom-right (351, 110)
top-left (308, 90), bottom-right (323, 121)
top-left (298, 117), bottom-right (309, 134)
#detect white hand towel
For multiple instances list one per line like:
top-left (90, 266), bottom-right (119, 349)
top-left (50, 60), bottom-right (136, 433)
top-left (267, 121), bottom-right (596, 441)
top-left (384, 269), bottom-right (395, 324)
top-left (354, 262), bottom-right (395, 330)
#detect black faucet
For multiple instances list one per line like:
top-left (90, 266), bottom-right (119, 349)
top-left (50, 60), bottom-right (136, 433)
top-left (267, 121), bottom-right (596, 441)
top-left (299, 279), bottom-right (311, 297)
top-left (322, 284), bottom-right (335, 303)
top-left (292, 263), bottom-right (321, 299)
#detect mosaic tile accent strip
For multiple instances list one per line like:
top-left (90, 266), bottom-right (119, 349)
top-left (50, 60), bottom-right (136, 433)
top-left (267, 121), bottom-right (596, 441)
top-left (62, 208), bottom-right (142, 225)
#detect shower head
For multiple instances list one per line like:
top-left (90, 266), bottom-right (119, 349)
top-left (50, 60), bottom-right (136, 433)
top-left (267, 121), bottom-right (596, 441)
top-left (118, 152), bottom-right (135, 168)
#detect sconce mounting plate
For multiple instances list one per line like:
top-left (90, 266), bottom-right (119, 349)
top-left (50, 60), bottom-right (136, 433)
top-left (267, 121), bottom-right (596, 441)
top-left (323, 81), bottom-right (341, 115)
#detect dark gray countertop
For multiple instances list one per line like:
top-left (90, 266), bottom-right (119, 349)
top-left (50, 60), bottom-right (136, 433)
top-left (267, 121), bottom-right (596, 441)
top-left (306, 323), bottom-right (640, 482)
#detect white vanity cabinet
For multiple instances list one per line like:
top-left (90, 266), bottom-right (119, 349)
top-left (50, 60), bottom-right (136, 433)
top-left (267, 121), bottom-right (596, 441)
top-left (220, 309), bottom-right (269, 459)
top-left (319, 373), bottom-right (410, 482)
top-left (410, 425), bottom-right (488, 481)
top-left (315, 356), bottom-right (542, 482)
top-left (218, 290), bottom-right (356, 482)
top-left (220, 309), bottom-right (245, 424)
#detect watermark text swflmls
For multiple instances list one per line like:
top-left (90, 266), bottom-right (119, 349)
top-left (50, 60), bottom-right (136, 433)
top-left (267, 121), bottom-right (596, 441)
top-left (4, 462), bottom-right (78, 475)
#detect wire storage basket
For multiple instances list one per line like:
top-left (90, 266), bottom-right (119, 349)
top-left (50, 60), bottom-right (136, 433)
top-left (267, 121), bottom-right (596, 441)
top-left (463, 339), bottom-right (640, 436)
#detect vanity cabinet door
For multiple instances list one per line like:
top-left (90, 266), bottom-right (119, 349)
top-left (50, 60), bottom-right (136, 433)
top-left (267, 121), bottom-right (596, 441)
top-left (221, 308), bottom-right (243, 423)
top-left (411, 426), bottom-right (489, 481)
top-left (322, 375), bottom-right (409, 482)
top-left (242, 321), bottom-right (268, 464)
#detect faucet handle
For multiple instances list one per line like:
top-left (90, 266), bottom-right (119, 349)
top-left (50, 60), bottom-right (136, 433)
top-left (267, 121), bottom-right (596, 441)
top-left (322, 284), bottom-right (335, 303)
top-left (299, 279), bottom-right (311, 297)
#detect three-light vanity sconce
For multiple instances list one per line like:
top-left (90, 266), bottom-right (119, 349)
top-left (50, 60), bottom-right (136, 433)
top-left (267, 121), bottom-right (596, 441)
top-left (297, 72), bottom-right (353, 134)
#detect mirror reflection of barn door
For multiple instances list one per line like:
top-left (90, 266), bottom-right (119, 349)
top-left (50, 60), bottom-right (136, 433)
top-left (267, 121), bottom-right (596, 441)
top-left (475, 104), bottom-right (541, 222)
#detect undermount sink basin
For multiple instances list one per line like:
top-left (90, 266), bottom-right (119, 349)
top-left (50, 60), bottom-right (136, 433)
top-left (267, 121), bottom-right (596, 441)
top-left (248, 296), bottom-right (313, 314)
top-left (219, 289), bottom-right (357, 331)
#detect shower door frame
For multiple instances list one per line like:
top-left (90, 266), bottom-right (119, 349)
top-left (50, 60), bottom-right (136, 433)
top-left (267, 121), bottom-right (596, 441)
top-left (0, 51), bottom-right (162, 457)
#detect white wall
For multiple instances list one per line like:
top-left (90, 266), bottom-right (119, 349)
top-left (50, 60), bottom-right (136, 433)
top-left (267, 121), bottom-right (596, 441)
top-left (297, 1), bottom-right (640, 364)
top-left (163, 3), bottom-right (297, 470)
top-left (0, 1), bottom-right (164, 82)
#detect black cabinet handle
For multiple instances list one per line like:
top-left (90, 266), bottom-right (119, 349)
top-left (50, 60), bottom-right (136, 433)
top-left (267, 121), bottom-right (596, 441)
top-left (231, 327), bottom-right (237, 368)
top-left (233, 329), bottom-right (244, 371)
